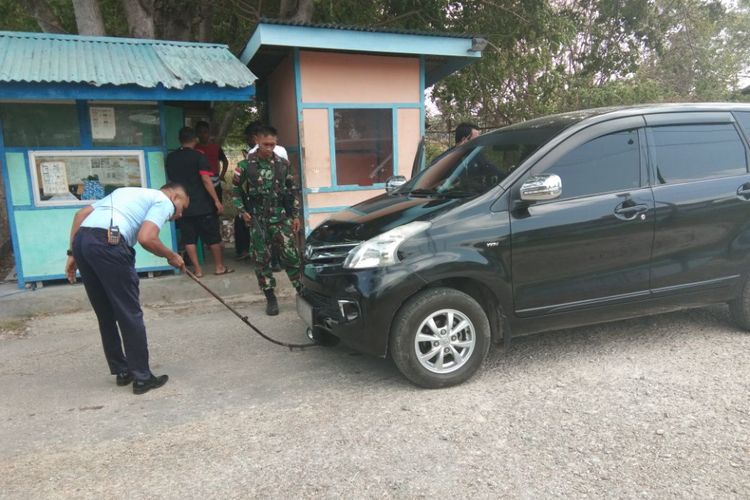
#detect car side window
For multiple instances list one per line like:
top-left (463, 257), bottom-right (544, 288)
top-left (647, 123), bottom-right (747, 184)
top-left (543, 129), bottom-right (640, 200)
top-left (736, 112), bottom-right (750, 143)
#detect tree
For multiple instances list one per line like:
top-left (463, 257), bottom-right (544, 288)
top-left (5, 0), bottom-right (749, 144)
top-left (72, 0), bottom-right (105, 35)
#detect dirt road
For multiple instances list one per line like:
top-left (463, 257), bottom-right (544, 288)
top-left (1, 298), bottom-right (748, 498)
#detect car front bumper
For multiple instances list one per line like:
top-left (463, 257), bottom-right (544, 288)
top-left (298, 265), bottom-right (426, 357)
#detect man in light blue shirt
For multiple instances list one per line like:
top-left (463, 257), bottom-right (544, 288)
top-left (65, 183), bottom-right (189, 395)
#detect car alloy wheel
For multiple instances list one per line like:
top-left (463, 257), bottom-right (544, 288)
top-left (414, 308), bottom-right (476, 374)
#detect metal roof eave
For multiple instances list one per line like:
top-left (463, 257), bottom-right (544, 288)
top-left (0, 31), bottom-right (258, 91)
top-left (0, 82), bottom-right (255, 102)
top-left (240, 23), bottom-right (482, 66)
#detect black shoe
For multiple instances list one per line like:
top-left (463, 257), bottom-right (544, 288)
top-left (264, 289), bottom-right (279, 316)
top-left (116, 372), bottom-right (133, 386)
top-left (133, 374), bottom-right (169, 395)
top-left (272, 263), bottom-right (283, 272)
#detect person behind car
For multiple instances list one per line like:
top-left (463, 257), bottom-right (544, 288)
top-left (429, 122), bottom-right (481, 167)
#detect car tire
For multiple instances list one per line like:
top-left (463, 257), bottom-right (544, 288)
top-left (729, 276), bottom-right (750, 330)
top-left (389, 287), bottom-right (491, 388)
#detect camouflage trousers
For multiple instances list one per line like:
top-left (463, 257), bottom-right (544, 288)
top-left (248, 217), bottom-right (302, 291)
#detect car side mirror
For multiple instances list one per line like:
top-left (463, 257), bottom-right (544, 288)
top-left (385, 175), bottom-right (407, 193)
top-left (520, 174), bottom-right (562, 202)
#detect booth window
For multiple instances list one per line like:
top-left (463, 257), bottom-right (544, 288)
top-left (89, 103), bottom-right (161, 147)
top-left (0, 103), bottom-right (81, 147)
top-left (334, 109), bottom-right (393, 186)
top-left (29, 150), bottom-right (146, 206)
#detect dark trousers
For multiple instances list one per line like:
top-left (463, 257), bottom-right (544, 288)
top-left (234, 215), bottom-right (250, 256)
top-left (73, 228), bottom-right (151, 381)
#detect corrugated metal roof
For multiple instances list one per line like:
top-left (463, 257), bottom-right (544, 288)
top-left (257, 17), bottom-right (475, 39)
top-left (0, 31), bottom-right (256, 89)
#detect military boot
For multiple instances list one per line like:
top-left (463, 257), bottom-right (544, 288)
top-left (264, 288), bottom-right (279, 316)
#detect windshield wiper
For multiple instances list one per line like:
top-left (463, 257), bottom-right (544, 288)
top-left (436, 190), bottom-right (477, 198)
top-left (408, 188), bottom-right (438, 197)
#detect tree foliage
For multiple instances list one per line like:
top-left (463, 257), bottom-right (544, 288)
top-left (1, 0), bottom-right (748, 144)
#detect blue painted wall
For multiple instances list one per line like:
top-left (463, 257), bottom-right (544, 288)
top-left (0, 100), bottom-right (178, 287)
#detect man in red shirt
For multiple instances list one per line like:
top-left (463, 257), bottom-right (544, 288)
top-left (195, 121), bottom-right (229, 203)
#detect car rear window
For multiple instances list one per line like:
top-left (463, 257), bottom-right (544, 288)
top-left (647, 123), bottom-right (748, 184)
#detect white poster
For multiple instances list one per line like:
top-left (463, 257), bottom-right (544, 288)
top-left (39, 161), bottom-right (69, 195)
top-left (89, 106), bottom-right (116, 140)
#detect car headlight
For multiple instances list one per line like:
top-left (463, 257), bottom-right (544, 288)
top-left (343, 221), bottom-right (431, 269)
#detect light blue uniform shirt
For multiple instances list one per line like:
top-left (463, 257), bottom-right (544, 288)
top-left (81, 187), bottom-right (174, 247)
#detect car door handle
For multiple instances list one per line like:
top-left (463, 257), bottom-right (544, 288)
top-left (737, 183), bottom-right (750, 200)
top-left (614, 203), bottom-right (649, 220)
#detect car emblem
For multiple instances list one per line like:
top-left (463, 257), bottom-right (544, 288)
top-left (305, 244), bottom-right (314, 260)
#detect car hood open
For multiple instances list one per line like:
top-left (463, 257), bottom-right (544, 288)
top-left (307, 193), bottom-right (464, 244)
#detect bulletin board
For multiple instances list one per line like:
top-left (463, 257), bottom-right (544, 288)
top-left (28, 150), bottom-right (146, 206)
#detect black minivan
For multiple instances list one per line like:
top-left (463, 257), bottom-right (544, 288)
top-left (297, 104), bottom-right (750, 388)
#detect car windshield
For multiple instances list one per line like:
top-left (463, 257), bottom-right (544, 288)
top-left (398, 124), bottom-right (570, 198)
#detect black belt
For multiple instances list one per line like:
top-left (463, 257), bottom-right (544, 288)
top-left (79, 227), bottom-right (133, 249)
top-left (79, 227), bottom-right (108, 234)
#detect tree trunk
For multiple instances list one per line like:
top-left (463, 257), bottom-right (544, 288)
top-left (279, 0), bottom-right (297, 19)
top-left (290, 0), bottom-right (314, 22)
top-left (279, 0), bottom-right (315, 22)
top-left (215, 104), bottom-right (243, 146)
top-left (72, 0), bottom-right (107, 36)
top-left (154, 3), bottom-right (194, 41)
top-left (121, 0), bottom-right (156, 39)
top-left (26, 0), bottom-right (67, 34)
top-left (197, 4), bottom-right (214, 43)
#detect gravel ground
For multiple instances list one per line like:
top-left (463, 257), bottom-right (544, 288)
top-left (0, 298), bottom-right (748, 498)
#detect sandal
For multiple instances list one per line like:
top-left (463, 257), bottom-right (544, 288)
top-left (214, 267), bottom-right (235, 276)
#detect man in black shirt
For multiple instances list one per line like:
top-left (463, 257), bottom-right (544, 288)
top-left (166, 127), bottom-right (233, 277)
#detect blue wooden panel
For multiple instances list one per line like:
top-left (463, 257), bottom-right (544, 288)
top-left (0, 83), bottom-right (255, 102)
top-left (147, 151), bottom-right (166, 187)
top-left (301, 103), bottom-right (420, 109)
top-left (13, 207), bottom-right (175, 281)
top-left (308, 206), bottom-right (348, 214)
top-left (5, 152), bottom-right (31, 206)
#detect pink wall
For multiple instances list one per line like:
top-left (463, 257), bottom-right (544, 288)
top-left (397, 108), bottom-right (420, 179)
top-left (267, 55), bottom-right (298, 148)
top-left (299, 51), bottom-right (420, 103)
top-left (296, 50), bottom-right (423, 231)
top-left (300, 109), bottom-right (331, 187)
top-left (308, 212), bottom-right (332, 229)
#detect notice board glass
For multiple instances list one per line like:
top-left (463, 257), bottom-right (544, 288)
top-left (28, 150), bottom-right (146, 206)
top-left (89, 102), bottom-right (162, 147)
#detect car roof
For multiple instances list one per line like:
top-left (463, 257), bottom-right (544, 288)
top-left (492, 102), bottom-right (750, 135)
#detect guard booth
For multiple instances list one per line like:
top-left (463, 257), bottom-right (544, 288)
top-left (241, 20), bottom-right (484, 231)
top-left (0, 31), bottom-right (256, 288)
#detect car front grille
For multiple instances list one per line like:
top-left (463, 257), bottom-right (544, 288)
top-left (304, 242), bottom-right (360, 269)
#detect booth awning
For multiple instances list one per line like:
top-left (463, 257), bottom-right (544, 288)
top-left (241, 19), bottom-right (484, 87)
top-left (0, 31), bottom-right (256, 101)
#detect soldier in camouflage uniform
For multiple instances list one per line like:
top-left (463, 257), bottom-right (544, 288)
top-left (232, 126), bottom-right (302, 315)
